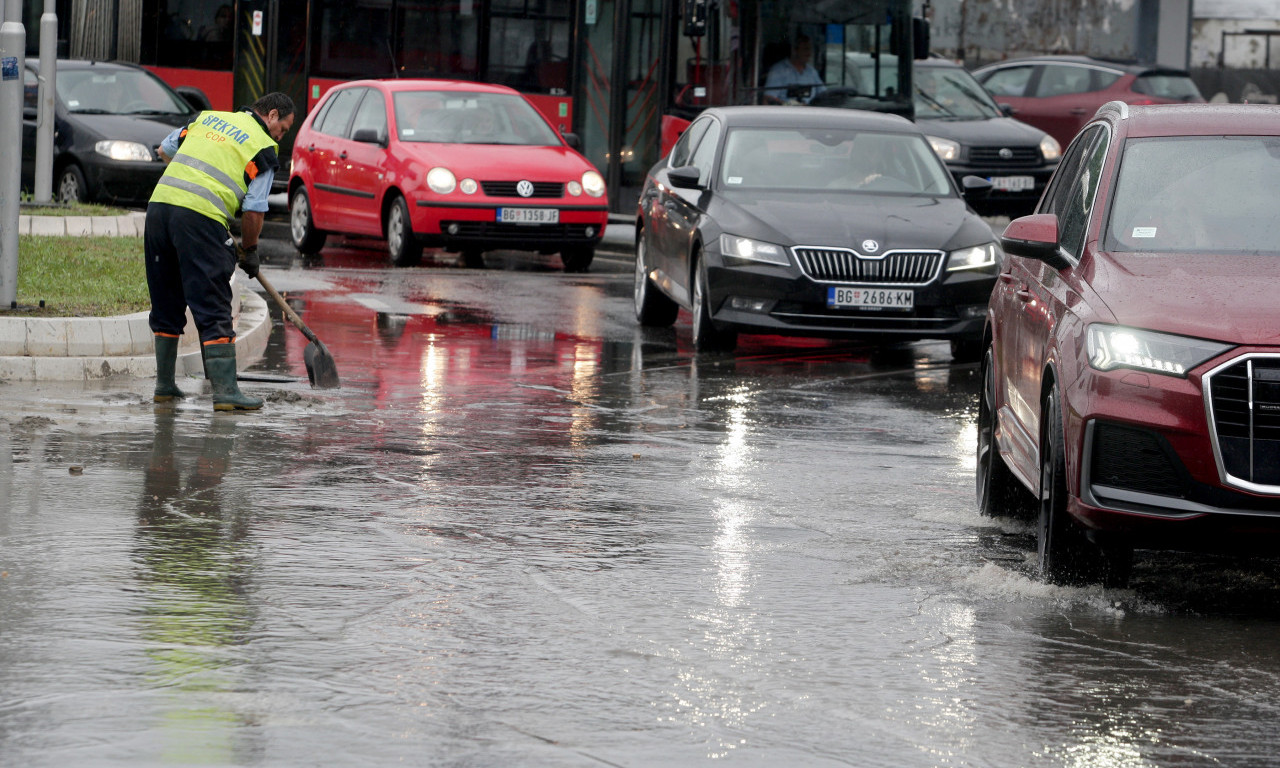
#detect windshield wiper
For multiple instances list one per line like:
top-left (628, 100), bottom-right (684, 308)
top-left (914, 87), bottom-right (956, 118)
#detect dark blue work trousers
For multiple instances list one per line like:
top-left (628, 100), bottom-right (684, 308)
top-left (144, 202), bottom-right (237, 342)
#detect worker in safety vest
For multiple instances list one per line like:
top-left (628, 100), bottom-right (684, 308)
top-left (145, 93), bottom-right (296, 411)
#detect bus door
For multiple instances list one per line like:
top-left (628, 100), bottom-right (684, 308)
top-left (234, 0), bottom-right (309, 164)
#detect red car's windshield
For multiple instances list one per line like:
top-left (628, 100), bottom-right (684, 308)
top-left (1106, 136), bottom-right (1280, 254)
top-left (392, 91), bottom-right (561, 146)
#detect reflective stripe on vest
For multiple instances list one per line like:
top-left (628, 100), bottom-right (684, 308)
top-left (150, 110), bottom-right (277, 225)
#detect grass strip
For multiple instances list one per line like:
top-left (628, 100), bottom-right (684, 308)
top-left (6, 236), bottom-right (150, 317)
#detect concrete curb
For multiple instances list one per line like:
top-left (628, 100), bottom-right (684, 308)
top-left (0, 286), bottom-right (270, 383)
top-left (18, 211), bottom-right (148, 237)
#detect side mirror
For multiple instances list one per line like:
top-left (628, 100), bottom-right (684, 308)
top-left (351, 128), bottom-right (387, 146)
top-left (1001, 213), bottom-right (1071, 269)
top-left (667, 166), bottom-right (703, 189)
top-left (561, 131), bottom-right (582, 150)
top-left (999, 103), bottom-right (1015, 117)
top-left (961, 175), bottom-right (993, 200)
top-left (176, 85), bottom-right (212, 112)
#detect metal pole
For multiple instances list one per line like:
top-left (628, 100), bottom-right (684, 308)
top-left (34, 0), bottom-right (56, 203)
top-left (0, 0), bottom-right (28, 307)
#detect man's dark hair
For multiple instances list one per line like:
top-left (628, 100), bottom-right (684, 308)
top-left (251, 92), bottom-right (296, 120)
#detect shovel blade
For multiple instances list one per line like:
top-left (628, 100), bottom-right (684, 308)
top-left (303, 340), bottom-right (341, 389)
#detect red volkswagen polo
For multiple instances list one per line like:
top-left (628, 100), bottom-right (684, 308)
top-left (978, 102), bottom-right (1280, 587)
top-left (288, 80), bottom-right (608, 270)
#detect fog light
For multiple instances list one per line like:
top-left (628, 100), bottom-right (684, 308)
top-left (728, 296), bottom-right (770, 313)
top-left (959, 304), bottom-right (986, 319)
top-left (446, 223), bottom-right (460, 235)
top-left (584, 226), bottom-right (595, 238)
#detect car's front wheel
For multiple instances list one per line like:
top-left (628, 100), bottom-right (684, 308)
top-left (56, 164), bottom-right (88, 204)
top-left (691, 253), bottom-right (737, 351)
top-left (289, 186), bottom-right (327, 254)
top-left (977, 347), bottom-right (1030, 518)
top-left (386, 195), bottom-right (422, 267)
top-left (1038, 386), bottom-right (1133, 587)
top-left (561, 245), bottom-right (594, 273)
top-left (634, 230), bottom-right (678, 327)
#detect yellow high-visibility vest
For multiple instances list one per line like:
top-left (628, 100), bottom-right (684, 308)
top-left (151, 110), bottom-right (277, 225)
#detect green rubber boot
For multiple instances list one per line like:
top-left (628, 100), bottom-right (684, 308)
top-left (153, 335), bottom-right (186, 402)
top-left (203, 342), bottom-right (263, 412)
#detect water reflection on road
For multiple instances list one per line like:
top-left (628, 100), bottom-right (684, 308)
top-left (3, 265), bottom-right (1280, 766)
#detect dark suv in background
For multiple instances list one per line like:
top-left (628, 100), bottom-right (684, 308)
top-left (971, 55), bottom-right (1205, 150)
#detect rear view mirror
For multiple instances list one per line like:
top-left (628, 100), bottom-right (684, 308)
top-left (667, 166), bottom-right (703, 189)
top-left (912, 18), bottom-right (931, 60)
top-left (1001, 213), bottom-right (1071, 269)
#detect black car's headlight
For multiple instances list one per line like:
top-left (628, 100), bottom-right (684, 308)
top-left (95, 140), bottom-right (154, 162)
top-left (946, 242), bottom-right (1000, 272)
top-left (925, 135), bottom-right (961, 162)
top-left (720, 234), bottom-right (790, 266)
top-left (1086, 324), bottom-right (1232, 378)
top-left (1040, 135), bottom-right (1062, 162)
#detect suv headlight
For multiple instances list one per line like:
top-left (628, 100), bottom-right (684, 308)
top-left (925, 135), bottom-right (961, 162)
top-left (1086, 324), bottom-right (1232, 378)
top-left (720, 234), bottom-right (789, 266)
top-left (1040, 134), bottom-right (1062, 162)
top-left (95, 140), bottom-right (154, 162)
top-left (946, 242), bottom-right (1000, 272)
top-left (427, 167), bottom-right (457, 194)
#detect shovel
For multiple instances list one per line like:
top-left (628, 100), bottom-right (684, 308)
top-left (254, 271), bottom-right (341, 389)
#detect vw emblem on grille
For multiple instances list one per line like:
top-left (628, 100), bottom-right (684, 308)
top-left (998, 147), bottom-right (1014, 160)
top-left (861, 239), bottom-right (880, 254)
top-left (516, 180), bottom-right (535, 197)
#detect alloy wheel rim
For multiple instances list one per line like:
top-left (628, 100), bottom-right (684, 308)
top-left (389, 206), bottom-right (404, 253)
top-left (634, 240), bottom-right (647, 310)
top-left (291, 195), bottom-right (308, 243)
top-left (692, 264), bottom-right (706, 344)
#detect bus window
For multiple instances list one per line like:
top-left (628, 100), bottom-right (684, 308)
top-left (487, 0), bottom-right (572, 94)
top-left (312, 0), bottom-right (393, 78)
top-left (395, 0), bottom-right (479, 78)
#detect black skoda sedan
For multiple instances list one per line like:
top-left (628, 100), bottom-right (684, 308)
top-left (633, 106), bottom-right (1000, 357)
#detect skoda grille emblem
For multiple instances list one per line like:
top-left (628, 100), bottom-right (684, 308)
top-left (861, 239), bottom-right (880, 254)
top-left (998, 147), bottom-right (1014, 160)
top-left (516, 180), bottom-right (535, 197)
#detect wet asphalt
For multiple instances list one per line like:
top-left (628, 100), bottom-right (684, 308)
top-left (4, 227), bottom-right (1280, 766)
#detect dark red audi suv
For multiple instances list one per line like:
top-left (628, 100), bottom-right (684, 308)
top-left (978, 101), bottom-right (1280, 586)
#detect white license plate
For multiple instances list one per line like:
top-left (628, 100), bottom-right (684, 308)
top-left (497, 207), bottom-right (559, 224)
top-left (988, 175), bottom-right (1034, 192)
top-left (828, 286), bottom-right (914, 310)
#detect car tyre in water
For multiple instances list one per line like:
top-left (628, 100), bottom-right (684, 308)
top-left (57, 164), bottom-right (88, 204)
top-left (691, 253), bottom-right (737, 351)
top-left (386, 195), bottom-right (422, 267)
top-left (1038, 386), bottom-right (1133, 587)
top-left (634, 230), bottom-right (678, 327)
top-left (290, 186), bottom-right (327, 254)
top-left (977, 347), bottom-right (1031, 518)
top-left (561, 245), bottom-right (594, 273)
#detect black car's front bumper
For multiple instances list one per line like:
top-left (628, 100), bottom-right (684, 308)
top-left (705, 261), bottom-right (994, 342)
top-left (82, 155), bottom-right (167, 204)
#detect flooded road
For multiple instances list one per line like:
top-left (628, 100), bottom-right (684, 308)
top-left (4, 252), bottom-right (1280, 766)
